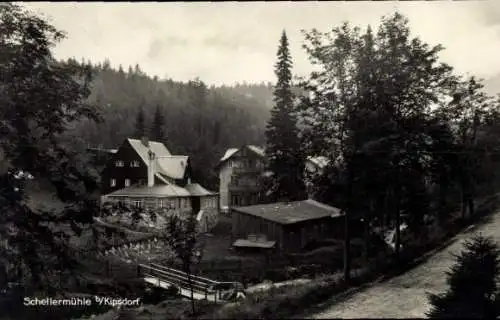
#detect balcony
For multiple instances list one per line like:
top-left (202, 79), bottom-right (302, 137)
top-left (232, 166), bottom-right (264, 175)
top-left (229, 183), bottom-right (260, 192)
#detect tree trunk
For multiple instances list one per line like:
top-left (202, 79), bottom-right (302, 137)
top-left (343, 164), bottom-right (353, 283)
top-left (186, 269), bottom-right (195, 316)
top-left (383, 188), bottom-right (390, 229)
top-left (438, 179), bottom-right (448, 224)
top-left (461, 188), bottom-right (467, 220)
top-left (395, 198), bottom-right (401, 263)
top-left (363, 213), bottom-right (369, 268)
top-left (343, 210), bottom-right (351, 283)
top-left (468, 197), bottom-right (475, 218)
top-left (394, 171), bottom-right (401, 263)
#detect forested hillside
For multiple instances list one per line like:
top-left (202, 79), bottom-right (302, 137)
top-left (71, 59), bottom-right (273, 188)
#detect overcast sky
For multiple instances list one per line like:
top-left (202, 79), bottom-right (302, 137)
top-left (23, 1), bottom-right (500, 87)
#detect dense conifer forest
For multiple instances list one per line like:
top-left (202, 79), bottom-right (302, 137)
top-left (71, 60), bottom-right (276, 188)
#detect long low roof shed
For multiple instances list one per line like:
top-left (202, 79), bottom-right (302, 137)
top-left (232, 199), bottom-right (343, 225)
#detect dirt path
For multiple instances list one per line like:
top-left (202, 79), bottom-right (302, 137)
top-left (307, 212), bottom-right (500, 319)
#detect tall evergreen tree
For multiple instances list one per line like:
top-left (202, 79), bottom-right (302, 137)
top-left (265, 30), bottom-right (305, 202)
top-left (134, 106), bottom-right (146, 138)
top-left (427, 235), bottom-right (500, 318)
top-left (151, 104), bottom-right (166, 142)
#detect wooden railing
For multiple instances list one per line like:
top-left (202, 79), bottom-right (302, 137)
top-left (138, 263), bottom-right (241, 303)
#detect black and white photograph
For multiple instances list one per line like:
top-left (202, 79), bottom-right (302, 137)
top-left (1, 1), bottom-right (500, 319)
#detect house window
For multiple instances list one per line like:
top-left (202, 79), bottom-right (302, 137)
top-left (158, 199), bottom-right (164, 208)
top-left (183, 198), bottom-right (189, 208)
top-left (124, 179), bottom-right (131, 187)
top-left (110, 179), bottom-right (116, 187)
top-left (115, 161), bottom-right (124, 167)
top-left (130, 160), bottom-right (140, 167)
top-left (178, 198), bottom-right (182, 208)
top-left (133, 200), bottom-right (142, 208)
top-left (232, 195), bottom-right (239, 206)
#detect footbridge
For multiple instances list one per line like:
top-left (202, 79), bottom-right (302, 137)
top-left (138, 263), bottom-right (243, 303)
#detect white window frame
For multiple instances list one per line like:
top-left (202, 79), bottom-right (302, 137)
top-left (130, 160), bottom-right (140, 168)
top-left (110, 178), bottom-right (116, 187)
top-left (124, 179), bottom-right (131, 187)
top-left (115, 161), bottom-right (124, 167)
top-left (158, 199), bottom-right (164, 208)
top-left (133, 200), bottom-right (142, 208)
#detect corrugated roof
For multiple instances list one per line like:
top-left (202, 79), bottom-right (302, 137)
top-left (233, 199), bottom-right (342, 225)
top-left (185, 183), bottom-right (217, 196)
top-left (105, 184), bottom-right (191, 198)
top-left (156, 156), bottom-right (188, 180)
top-left (127, 138), bottom-right (171, 165)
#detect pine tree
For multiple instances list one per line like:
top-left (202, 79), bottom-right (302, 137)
top-left (427, 235), bottom-right (500, 318)
top-left (151, 104), bottom-right (166, 142)
top-left (264, 30), bottom-right (305, 202)
top-left (134, 106), bottom-right (146, 138)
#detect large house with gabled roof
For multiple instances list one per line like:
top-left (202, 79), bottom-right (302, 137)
top-left (216, 144), bottom-right (332, 213)
top-left (100, 137), bottom-right (218, 218)
top-left (216, 144), bottom-right (267, 213)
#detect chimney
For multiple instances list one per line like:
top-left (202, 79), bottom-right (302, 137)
top-left (147, 149), bottom-right (155, 187)
top-left (141, 136), bottom-right (149, 147)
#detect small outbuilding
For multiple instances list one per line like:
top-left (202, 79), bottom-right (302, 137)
top-left (231, 199), bottom-right (344, 254)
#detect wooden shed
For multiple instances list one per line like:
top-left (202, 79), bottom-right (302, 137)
top-left (231, 199), bottom-right (344, 254)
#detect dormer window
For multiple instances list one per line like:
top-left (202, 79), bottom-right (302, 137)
top-left (115, 161), bottom-right (124, 167)
top-left (124, 179), bottom-right (131, 187)
top-left (110, 179), bottom-right (116, 187)
top-left (130, 160), bottom-right (140, 167)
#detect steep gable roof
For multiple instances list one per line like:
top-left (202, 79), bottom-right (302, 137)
top-left (156, 156), bottom-right (189, 180)
top-left (220, 148), bottom-right (239, 162)
top-left (246, 145), bottom-right (265, 157)
top-left (218, 145), bottom-right (266, 168)
top-left (126, 138), bottom-right (171, 165)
